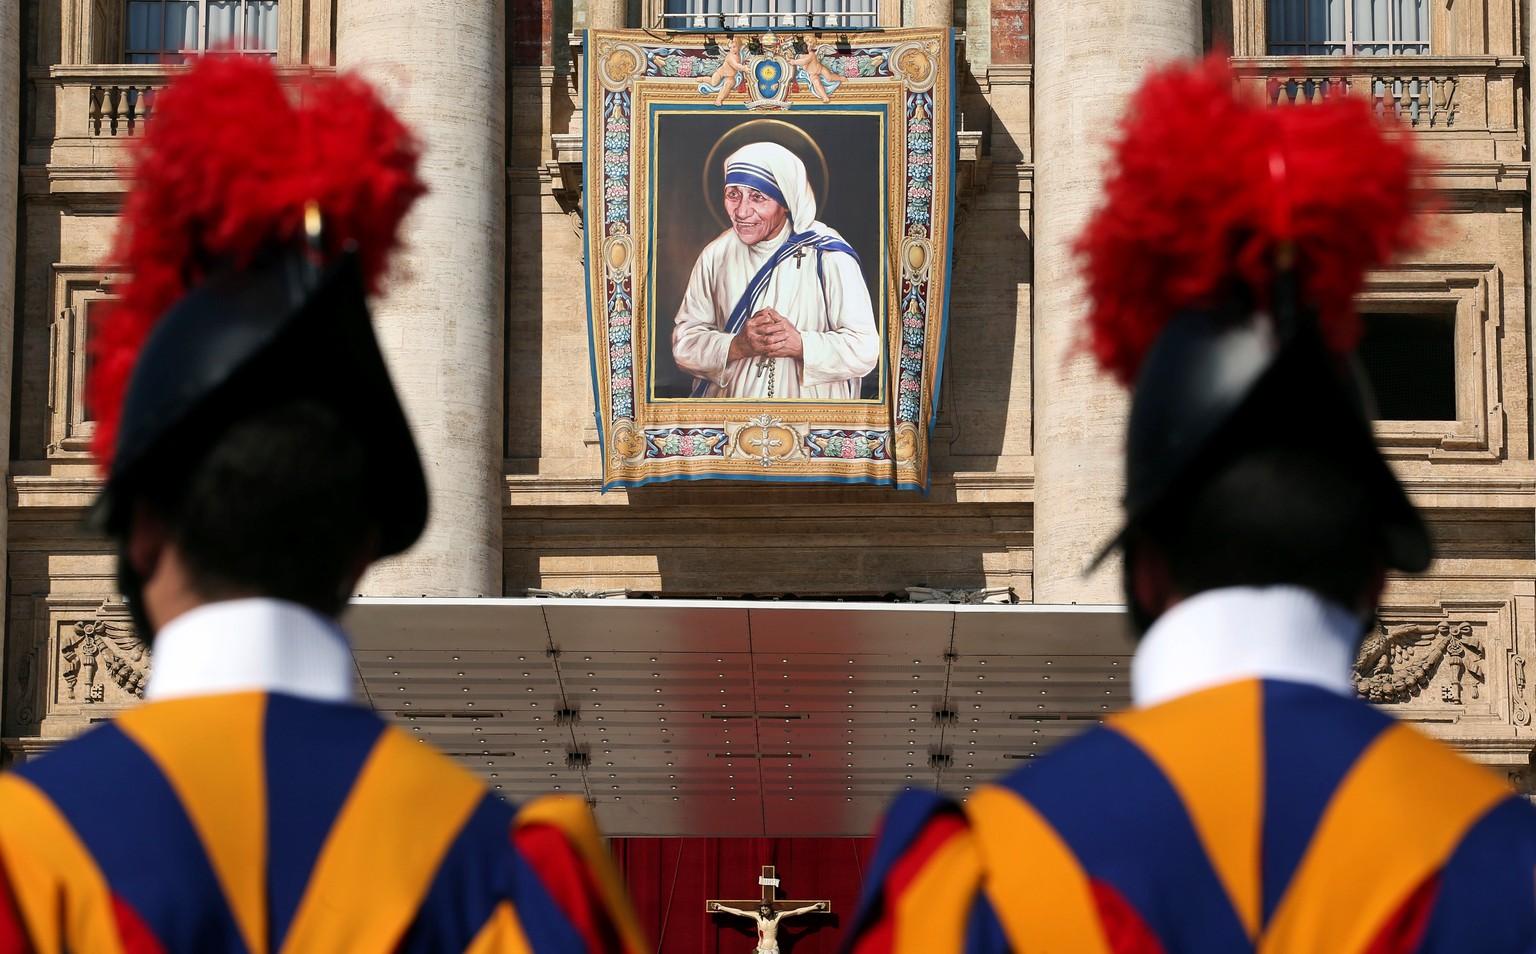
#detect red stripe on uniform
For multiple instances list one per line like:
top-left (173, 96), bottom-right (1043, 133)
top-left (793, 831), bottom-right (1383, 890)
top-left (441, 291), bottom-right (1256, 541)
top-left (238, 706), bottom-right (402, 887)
top-left (0, 850), bottom-right (33, 954)
top-left (513, 823), bottom-right (623, 953)
top-left (111, 894), bottom-right (168, 954)
top-left (1362, 873), bottom-right (1441, 954)
top-left (849, 812), bottom-right (969, 954)
top-left (1089, 879), bottom-right (1165, 954)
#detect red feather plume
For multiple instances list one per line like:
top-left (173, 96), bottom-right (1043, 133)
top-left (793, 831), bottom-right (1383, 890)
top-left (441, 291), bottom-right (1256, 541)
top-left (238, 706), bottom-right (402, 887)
top-left (88, 54), bottom-right (426, 468)
top-left (1078, 53), bottom-right (1426, 386)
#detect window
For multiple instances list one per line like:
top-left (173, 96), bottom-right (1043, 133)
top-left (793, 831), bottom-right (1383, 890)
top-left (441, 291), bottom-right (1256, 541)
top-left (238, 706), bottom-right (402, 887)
top-left (1354, 265), bottom-right (1513, 464)
top-left (1268, 0), bottom-right (1428, 55)
top-left (125, 0), bottom-right (278, 62)
top-left (661, 0), bottom-right (877, 30)
top-left (48, 269), bottom-right (119, 458)
top-left (1357, 310), bottom-right (1456, 421)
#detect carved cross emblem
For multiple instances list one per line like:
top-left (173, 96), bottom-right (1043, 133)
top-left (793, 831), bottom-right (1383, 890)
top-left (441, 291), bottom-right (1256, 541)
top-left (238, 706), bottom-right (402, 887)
top-left (742, 415), bottom-right (786, 467)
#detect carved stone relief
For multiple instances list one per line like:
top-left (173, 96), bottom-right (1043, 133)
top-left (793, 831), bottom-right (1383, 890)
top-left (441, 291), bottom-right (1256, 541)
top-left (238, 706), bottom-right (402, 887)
top-left (1440, 622), bottom-right (1483, 705)
top-left (47, 598), bottom-right (147, 715)
top-left (906, 586), bottom-right (1016, 604)
top-left (60, 618), bottom-right (147, 703)
top-left (1355, 597), bottom-right (1532, 733)
top-left (1353, 620), bottom-right (1479, 703)
top-left (1513, 655), bottom-right (1531, 727)
top-left (527, 588), bottom-right (629, 599)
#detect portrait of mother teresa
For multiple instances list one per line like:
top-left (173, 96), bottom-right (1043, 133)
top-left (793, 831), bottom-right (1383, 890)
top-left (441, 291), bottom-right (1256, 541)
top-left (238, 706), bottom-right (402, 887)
top-left (671, 141), bottom-right (880, 400)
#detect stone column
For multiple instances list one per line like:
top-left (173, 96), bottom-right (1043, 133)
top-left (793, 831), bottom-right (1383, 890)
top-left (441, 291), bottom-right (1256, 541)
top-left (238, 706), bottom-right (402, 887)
top-left (912, 0), bottom-right (954, 28)
top-left (336, 0), bottom-right (506, 597)
top-left (1031, 0), bottom-right (1201, 603)
top-left (588, 0), bottom-right (626, 30)
top-left (0, 0), bottom-right (19, 730)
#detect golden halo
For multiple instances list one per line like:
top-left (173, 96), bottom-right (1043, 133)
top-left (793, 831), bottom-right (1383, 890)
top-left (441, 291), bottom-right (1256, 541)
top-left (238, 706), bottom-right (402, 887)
top-left (702, 119), bottom-right (831, 232)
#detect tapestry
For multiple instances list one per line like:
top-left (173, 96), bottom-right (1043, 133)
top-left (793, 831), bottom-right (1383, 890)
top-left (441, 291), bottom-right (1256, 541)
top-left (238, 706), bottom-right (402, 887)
top-left (583, 28), bottom-right (955, 490)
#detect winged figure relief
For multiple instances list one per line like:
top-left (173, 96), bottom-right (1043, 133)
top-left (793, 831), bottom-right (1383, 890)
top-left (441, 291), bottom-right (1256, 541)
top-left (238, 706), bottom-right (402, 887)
top-left (1354, 621), bottom-right (1454, 703)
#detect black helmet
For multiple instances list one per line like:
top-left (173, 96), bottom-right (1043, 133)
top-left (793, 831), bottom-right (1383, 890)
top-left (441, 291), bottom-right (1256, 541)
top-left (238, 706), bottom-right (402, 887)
top-left (89, 250), bottom-right (428, 558)
top-left (1103, 285), bottom-right (1431, 575)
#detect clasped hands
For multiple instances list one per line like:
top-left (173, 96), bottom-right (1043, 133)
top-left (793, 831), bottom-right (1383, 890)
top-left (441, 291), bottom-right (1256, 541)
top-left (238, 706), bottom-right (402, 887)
top-left (727, 308), bottom-right (803, 363)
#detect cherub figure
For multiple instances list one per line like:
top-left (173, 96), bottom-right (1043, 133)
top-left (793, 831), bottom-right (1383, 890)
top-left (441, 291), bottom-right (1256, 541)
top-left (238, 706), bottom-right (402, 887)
top-left (700, 36), bottom-right (748, 106)
top-left (784, 39), bottom-right (841, 103)
top-left (710, 901), bottom-right (827, 954)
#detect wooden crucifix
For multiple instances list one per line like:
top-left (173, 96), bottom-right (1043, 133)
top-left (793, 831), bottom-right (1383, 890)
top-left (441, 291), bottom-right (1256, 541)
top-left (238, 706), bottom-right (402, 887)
top-left (707, 865), bottom-right (830, 953)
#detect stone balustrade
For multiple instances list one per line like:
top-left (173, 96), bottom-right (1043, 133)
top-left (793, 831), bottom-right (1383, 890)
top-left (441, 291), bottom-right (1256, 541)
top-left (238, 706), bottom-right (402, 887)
top-left (1231, 56), bottom-right (1525, 175)
top-left (34, 66), bottom-right (176, 147)
top-left (28, 64), bottom-right (323, 178)
top-left (88, 81), bottom-right (163, 136)
top-left (1266, 71), bottom-right (1453, 125)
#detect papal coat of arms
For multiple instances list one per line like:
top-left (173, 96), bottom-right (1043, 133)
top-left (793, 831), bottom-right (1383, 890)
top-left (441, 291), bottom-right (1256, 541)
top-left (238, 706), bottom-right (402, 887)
top-left (697, 34), bottom-right (851, 109)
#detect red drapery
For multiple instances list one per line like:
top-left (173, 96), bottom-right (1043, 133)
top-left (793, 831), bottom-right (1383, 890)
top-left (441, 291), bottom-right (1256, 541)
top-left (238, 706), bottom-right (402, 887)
top-left (611, 838), bottom-right (875, 954)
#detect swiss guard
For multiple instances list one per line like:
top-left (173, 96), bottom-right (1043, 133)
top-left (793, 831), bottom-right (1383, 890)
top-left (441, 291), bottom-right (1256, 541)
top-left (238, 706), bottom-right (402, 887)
top-left (0, 56), bottom-right (646, 953)
top-left (844, 54), bottom-right (1536, 953)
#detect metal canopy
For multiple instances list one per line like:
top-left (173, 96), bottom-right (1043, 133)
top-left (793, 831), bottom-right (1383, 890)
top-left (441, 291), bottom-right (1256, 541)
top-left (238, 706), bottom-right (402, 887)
top-left (346, 598), bottom-right (1134, 837)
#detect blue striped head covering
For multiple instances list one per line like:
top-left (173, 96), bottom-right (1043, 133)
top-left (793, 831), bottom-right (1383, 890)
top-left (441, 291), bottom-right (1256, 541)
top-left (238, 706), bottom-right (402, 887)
top-left (723, 142), bottom-right (817, 233)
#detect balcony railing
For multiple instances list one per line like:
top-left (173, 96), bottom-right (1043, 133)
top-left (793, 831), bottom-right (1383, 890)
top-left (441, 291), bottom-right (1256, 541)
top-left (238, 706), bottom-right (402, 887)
top-left (88, 82), bottom-right (163, 136)
top-left (34, 66), bottom-right (179, 147)
top-left (1259, 72), bottom-right (1456, 126)
top-left (1229, 56), bottom-right (1524, 172)
top-left (30, 64), bottom-right (327, 176)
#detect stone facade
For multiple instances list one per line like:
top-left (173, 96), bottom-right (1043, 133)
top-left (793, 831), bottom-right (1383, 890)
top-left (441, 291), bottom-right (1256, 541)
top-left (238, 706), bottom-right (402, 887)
top-left (2, 0), bottom-right (1534, 789)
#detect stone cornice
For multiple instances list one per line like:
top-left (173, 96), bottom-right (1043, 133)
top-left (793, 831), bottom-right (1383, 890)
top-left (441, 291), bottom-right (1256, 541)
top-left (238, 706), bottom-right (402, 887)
top-left (2, 736), bottom-right (72, 764)
top-left (1434, 735), bottom-right (1536, 764)
top-left (20, 165), bottom-right (129, 205)
top-left (1429, 162), bottom-right (1530, 195)
top-left (985, 64), bottom-right (1032, 86)
top-left (11, 474), bottom-right (103, 510)
top-left (508, 65), bottom-right (561, 90)
top-left (503, 468), bottom-right (1036, 505)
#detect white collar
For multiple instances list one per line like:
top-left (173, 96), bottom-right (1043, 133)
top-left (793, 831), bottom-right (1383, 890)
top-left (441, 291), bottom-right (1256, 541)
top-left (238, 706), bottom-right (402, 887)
top-left (1131, 586), bottom-right (1361, 708)
top-left (143, 598), bottom-right (355, 703)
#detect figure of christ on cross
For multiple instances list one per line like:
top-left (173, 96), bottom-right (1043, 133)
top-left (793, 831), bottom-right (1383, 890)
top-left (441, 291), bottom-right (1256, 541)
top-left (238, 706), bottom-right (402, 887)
top-left (707, 865), bottom-right (830, 954)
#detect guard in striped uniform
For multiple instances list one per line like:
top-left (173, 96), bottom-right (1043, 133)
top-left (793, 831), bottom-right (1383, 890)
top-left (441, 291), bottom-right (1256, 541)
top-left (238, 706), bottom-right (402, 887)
top-left (845, 54), bottom-right (1536, 954)
top-left (0, 54), bottom-right (646, 954)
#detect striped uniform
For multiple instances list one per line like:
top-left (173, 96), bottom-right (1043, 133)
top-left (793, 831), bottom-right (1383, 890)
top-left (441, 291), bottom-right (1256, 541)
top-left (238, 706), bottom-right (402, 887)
top-left (0, 692), bottom-right (647, 954)
top-left (847, 679), bottom-right (1536, 954)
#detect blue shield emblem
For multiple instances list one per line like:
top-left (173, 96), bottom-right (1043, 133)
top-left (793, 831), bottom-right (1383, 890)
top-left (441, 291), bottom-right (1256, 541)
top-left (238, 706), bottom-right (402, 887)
top-left (754, 59), bottom-right (783, 99)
